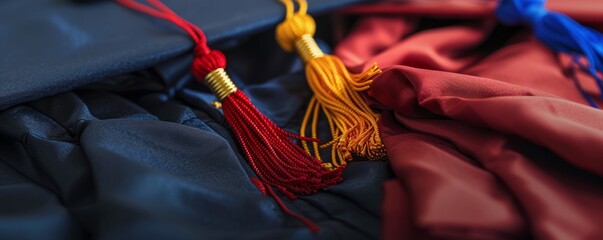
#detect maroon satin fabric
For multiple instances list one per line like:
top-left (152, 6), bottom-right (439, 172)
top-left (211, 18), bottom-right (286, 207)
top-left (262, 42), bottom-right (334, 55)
top-left (334, 7), bottom-right (603, 240)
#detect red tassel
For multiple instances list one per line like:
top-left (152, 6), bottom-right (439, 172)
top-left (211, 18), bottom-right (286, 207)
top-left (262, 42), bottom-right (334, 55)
top-left (223, 90), bottom-right (342, 195)
top-left (250, 177), bottom-right (320, 233)
top-left (117, 0), bottom-right (343, 231)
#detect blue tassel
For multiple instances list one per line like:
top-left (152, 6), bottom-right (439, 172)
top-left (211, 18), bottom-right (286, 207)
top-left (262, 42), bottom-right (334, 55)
top-left (496, 0), bottom-right (603, 107)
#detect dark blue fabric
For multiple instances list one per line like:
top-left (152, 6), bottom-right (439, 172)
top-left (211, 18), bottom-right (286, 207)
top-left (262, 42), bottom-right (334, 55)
top-left (0, 0), bottom-right (372, 110)
top-left (0, 20), bottom-right (391, 239)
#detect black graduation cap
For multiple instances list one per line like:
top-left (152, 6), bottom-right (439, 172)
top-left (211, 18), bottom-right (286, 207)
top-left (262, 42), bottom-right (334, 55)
top-left (0, 0), bottom-right (370, 110)
top-left (0, 0), bottom-right (390, 239)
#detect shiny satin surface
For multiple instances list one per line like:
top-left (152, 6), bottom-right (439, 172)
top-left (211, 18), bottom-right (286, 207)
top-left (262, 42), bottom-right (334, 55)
top-left (335, 10), bottom-right (603, 240)
top-left (0, 0), bottom-right (371, 111)
top-left (0, 27), bottom-right (391, 239)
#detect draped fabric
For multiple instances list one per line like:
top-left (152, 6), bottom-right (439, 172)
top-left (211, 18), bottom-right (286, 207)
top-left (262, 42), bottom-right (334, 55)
top-left (335, 7), bottom-right (603, 240)
top-left (0, 28), bottom-right (391, 239)
top-left (3, 0), bottom-right (602, 239)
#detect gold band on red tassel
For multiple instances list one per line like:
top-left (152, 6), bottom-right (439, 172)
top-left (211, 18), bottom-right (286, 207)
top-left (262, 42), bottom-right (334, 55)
top-left (205, 68), bottom-right (237, 100)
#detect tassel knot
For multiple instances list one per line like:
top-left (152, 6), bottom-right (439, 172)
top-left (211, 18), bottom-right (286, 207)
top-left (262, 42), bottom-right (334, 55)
top-left (192, 49), bottom-right (227, 80)
top-left (275, 0), bottom-right (316, 52)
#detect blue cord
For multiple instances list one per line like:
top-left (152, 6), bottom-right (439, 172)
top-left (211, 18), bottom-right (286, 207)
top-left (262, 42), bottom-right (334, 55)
top-left (496, 0), bottom-right (603, 106)
top-left (570, 55), bottom-right (599, 108)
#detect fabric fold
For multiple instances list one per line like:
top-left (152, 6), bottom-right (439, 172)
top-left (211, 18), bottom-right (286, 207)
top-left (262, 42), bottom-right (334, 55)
top-left (335, 12), bottom-right (603, 240)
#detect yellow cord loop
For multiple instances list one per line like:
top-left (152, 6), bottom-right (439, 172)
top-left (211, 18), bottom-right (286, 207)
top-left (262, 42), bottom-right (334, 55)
top-left (276, 0), bottom-right (387, 166)
top-left (276, 0), bottom-right (314, 52)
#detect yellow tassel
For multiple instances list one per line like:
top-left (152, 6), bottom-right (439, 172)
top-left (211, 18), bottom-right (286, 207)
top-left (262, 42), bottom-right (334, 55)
top-left (276, 0), bottom-right (386, 167)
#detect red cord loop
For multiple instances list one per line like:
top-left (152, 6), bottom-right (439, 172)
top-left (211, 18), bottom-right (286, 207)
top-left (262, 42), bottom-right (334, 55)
top-left (116, 0), bottom-right (224, 79)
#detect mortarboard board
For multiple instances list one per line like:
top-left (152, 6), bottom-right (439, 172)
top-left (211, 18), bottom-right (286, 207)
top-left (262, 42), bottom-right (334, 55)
top-left (0, 0), bottom-right (371, 111)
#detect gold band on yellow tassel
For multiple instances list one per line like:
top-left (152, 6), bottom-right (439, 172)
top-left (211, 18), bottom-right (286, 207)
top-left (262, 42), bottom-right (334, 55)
top-left (205, 68), bottom-right (238, 101)
top-left (294, 34), bottom-right (325, 62)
